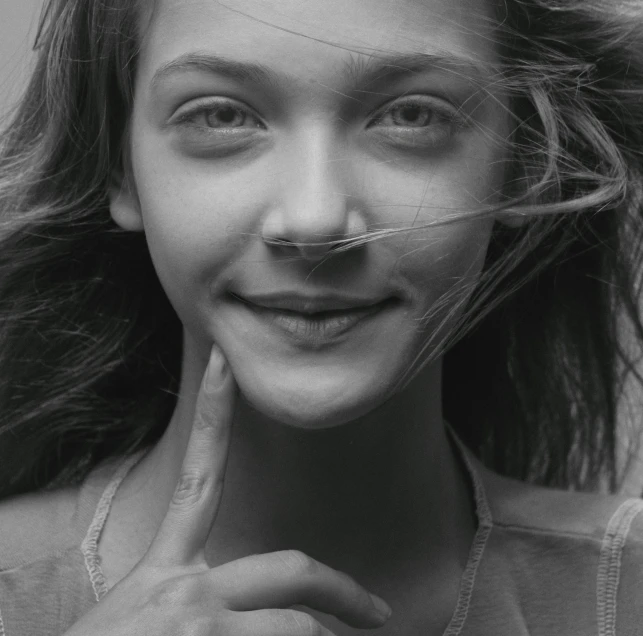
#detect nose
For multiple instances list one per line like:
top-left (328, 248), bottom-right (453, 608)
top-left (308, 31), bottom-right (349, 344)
top-left (261, 133), bottom-right (368, 262)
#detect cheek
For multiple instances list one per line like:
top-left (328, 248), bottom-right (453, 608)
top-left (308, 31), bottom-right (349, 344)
top-left (138, 176), bottom-right (232, 283)
top-left (130, 143), bottom-right (269, 316)
top-left (364, 142), bottom-right (501, 293)
top-left (388, 217), bottom-right (494, 327)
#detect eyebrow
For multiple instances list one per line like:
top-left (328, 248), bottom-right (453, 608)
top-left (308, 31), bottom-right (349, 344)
top-left (150, 51), bottom-right (491, 93)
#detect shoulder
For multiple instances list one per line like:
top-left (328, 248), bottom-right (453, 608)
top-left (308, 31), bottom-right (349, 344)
top-left (466, 456), bottom-right (643, 632)
top-left (476, 460), bottom-right (640, 541)
top-left (477, 463), bottom-right (643, 577)
top-left (0, 485), bottom-right (107, 636)
top-left (0, 453), bottom-right (139, 572)
top-left (0, 485), bottom-right (82, 570)
top-left (468, 456), bottom-right (643, 585)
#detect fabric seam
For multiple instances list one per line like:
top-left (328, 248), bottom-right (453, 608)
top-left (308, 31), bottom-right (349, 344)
top-left (492, 521), bottom-right (606, 541)
top-left (80, 451), bottom-right (147, 603)
top-left (442, 431), bottom-right (494, 636)
top-left (596, 498), bottom-right (643, 636)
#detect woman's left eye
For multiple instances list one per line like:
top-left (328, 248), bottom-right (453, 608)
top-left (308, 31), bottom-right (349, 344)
top-left (373, 102), bottom-right (437, 127)
top-left (367, 97), bottom-right (463, 145)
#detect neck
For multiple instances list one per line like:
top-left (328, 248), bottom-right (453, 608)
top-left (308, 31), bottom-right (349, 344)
top-left (119, 333), bottom-right (476, 588)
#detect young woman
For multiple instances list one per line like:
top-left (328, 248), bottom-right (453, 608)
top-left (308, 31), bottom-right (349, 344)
top-left (0, 0), bottom-right (642, 634)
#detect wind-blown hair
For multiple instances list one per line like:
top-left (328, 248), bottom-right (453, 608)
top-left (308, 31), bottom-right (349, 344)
top-left (0, 0), bottom-right (641, 498)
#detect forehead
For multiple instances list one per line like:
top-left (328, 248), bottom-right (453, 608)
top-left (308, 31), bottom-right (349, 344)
top-left (138, 0), bottom-right (499, 85)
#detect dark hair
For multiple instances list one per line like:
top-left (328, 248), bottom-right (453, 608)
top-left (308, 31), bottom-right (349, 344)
top-left (0, 0), bottom-right (641, 499)
top-left (444, 0), bottom-right (643, 491)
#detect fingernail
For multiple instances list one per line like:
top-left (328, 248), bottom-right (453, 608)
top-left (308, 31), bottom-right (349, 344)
top-left (205, 344), bottom-right (226, 391)
top-left (369, 593), bottom-right (392, 620)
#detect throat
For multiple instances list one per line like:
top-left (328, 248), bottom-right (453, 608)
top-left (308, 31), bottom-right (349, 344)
top-left (202, 403), bottom-right (477, 587)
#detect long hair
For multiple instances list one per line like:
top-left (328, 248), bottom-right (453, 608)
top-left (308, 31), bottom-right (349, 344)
top-left (0, 0), bottom-right (641, 498)
top-left (444, 0), bottom-right (643, 491)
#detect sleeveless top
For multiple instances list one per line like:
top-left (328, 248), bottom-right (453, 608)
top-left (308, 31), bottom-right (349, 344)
top-left (0, 439), bottom-right (642, 636)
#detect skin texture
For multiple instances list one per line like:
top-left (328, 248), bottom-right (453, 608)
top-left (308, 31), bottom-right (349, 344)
top-left (113, 0), bottom-right (509, 428)
top-left (105, 0), bottom-right (515, 633)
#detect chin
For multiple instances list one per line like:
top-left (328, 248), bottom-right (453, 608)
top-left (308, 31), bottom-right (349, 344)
top-left (236, 374), bottom-right (390, 430)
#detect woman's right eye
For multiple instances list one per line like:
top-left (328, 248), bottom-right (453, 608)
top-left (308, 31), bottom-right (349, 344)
top-left (170, 98), bottom-right (266, 131)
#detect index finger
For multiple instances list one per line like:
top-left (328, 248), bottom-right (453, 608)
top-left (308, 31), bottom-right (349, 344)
top-left (143, 343), bottom-right (237, 567)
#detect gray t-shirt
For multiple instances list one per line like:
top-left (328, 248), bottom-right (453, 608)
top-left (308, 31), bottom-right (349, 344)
top-left (0, 440), bottom-right (642, 636)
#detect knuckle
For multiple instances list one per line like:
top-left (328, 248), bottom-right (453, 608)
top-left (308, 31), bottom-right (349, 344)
top-left (278, 549), bottom-right (320, 577)
top-left (194, 402), bottom-right (228, 442)
top-left (171, 473), bottom-right (208, 507)
top-left (193, 408), bottom-right (214, 431)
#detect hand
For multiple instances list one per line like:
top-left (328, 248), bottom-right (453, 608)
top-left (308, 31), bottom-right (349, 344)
top-left (64, 344), bottom-right (392, 636)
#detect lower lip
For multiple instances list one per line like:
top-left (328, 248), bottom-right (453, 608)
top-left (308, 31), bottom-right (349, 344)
top-left (237, 298), bottom-right (396, 344)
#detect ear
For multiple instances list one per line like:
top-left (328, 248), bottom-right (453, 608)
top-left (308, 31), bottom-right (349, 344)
top-left (109, 171), bottom-right (144, 232)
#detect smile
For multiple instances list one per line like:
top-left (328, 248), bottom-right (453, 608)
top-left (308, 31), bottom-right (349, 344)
top-left (229, 293), bottom-right (399, 345)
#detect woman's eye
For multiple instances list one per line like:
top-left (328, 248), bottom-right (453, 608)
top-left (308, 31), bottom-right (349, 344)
top-left (171, 99), bottom-right (265, 131)
top-left (367, 97), bottom-right (463, 147)
top-left (376, 103), bottom-right (437, 128)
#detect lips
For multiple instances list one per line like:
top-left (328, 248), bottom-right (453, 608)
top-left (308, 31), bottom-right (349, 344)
top-left (229, 292), bottom-right (391, 315)
top-left (229, 292), bottom-right (398, 344)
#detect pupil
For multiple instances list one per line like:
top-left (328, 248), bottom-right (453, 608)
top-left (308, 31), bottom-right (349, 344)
top-left (404, 106), bottom-right (421, 122)
top-left (218, 107), bottom-right (238, 123)
top-left (393, 105), bottom-right (432, 127)
top-left (206, 106), bottom-right (243, 127)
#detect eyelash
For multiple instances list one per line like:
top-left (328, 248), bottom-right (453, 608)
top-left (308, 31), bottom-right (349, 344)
top-left (170, 95), bottom-right (466, 142)
top-left (172, 98), bottom-right (266, 130)
top-left (368, 97), bottom-right (463, 129)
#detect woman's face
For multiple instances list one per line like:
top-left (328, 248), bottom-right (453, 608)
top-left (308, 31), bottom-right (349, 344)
top-left (112, 0), bottom-right (508, 428)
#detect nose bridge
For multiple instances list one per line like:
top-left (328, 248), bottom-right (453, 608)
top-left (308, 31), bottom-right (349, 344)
top-left (280, 127), bottom-right (353, 241)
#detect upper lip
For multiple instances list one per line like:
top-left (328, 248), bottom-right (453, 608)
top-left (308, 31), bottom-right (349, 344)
top-left (230, 292), bottom-right (393, 315)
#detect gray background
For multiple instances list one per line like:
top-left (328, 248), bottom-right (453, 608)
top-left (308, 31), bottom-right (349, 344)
top-left (1, 1), bottom-right (642, 493)
top-left (0, 0), bottom-right (43, 117)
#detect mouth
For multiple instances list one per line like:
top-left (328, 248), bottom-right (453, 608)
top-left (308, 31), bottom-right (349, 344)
top-left (228, 292), bottom-right (400, 344)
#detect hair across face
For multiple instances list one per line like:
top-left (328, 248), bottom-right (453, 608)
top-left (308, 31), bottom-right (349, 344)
top-left (107, 0), bottom-right (514, 428)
